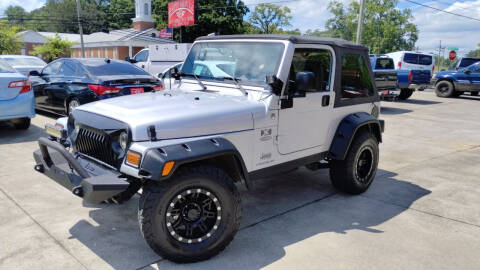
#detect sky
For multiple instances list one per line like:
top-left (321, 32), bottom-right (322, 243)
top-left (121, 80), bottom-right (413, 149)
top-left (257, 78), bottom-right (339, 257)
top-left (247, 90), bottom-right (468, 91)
top-left (1, 0), bottom-right (479, 56)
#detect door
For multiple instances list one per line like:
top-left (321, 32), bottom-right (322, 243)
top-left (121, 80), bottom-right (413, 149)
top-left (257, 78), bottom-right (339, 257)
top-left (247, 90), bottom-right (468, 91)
top-left (277, 46), bottom-right (335, 154)
top-left (33, 60), bottom-right (62, 109)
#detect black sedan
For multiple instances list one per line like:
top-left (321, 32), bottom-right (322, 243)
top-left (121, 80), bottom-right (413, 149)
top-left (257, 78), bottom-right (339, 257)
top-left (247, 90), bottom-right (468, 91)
top-left (30, 58), bottom-right (164, 115)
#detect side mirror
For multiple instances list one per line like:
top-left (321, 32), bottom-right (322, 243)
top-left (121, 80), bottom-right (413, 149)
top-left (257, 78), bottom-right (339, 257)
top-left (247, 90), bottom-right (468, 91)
top-left (266, 75), bottom-right (284, 95)
top-left (157, 73), bottom-right (163, 78)
top-left (465, 70), bottom-right (472, 74)
top-left (29, 70), bottom-right (41, 77)
top-left (294, 71), bottom-right (315, 93)
top-left (125, 56), bottom-right (136, 63)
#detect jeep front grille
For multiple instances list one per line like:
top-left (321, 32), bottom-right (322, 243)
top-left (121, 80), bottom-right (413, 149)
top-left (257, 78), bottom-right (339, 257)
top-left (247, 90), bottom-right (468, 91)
top-left (76, 128), bottom-right (117, 167)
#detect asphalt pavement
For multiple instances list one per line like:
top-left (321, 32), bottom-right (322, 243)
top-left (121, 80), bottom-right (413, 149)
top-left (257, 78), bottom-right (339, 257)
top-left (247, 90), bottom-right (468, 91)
top-left (0, 89), bottom-right (479, 270)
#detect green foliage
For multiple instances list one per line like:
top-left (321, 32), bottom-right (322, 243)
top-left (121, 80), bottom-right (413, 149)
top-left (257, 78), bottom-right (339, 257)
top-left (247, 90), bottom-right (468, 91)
top-left (152, 0), bottom-right (249, 42)
top-left (108, 0), bottom-right (135, 29)
top-left (31, 34), bottom-right (75, 62)
top-left (325, 0), bottom-right (418, 54)
top-left (304, 29), bottom-right (330, 37)
top-left (0, 20), bottom-right (24, 54)
top-left (466, 46), bottom-right (480, 58)
top-left (249, 3), bottom-right (292, 34)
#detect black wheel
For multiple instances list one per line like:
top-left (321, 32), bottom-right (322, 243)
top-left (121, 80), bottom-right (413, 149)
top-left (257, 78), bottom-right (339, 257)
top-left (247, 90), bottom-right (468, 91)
top-left (435, 81), bottom-right (455, 97)
top-left (398, 88), bottom-right (413, 100)
top-left (105, 180), bottom-right (141, 204)
top-left (13, 118), bottom-right (31, 130)
top-left (138, 165), bottom-right (242, 263)
top-left (471, 92), bottom-right (479, 96)
top-left (330, 132), bottom-right (379, 194)
top-left (67, 98), bottom-right (80, 114)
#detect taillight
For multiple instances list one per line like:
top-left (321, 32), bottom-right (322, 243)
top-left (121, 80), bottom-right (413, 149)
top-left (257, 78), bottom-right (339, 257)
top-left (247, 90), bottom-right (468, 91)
top-left (9, 80), bottom-right (31, 94)
top-left (88, 84), bottom-right (121, 95)
top-left (398, 61), bottom-right (402, 68)
top-left (408, 71), bottom-right (413, 83)
top-left (153, 83), bottom-right (164, 91)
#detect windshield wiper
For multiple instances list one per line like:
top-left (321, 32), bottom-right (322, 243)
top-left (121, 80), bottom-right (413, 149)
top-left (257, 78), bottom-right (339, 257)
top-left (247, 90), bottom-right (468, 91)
top-left (221, 76), bottom-right (247, 96)
top-left (179, 72), bottom-right (207, 91)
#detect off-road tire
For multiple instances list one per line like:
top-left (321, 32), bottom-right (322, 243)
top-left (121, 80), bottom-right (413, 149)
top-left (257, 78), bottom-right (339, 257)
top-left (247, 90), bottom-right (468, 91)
top-left (329, 132), bottom-right (379, 194)
top-left (106, 181), bottom-right (141, 204)
top-left (138, 165), bottom-right (242, 263)
top-left (471, 92), bottom-right (479, 96)
top-left (13, 118), bottom-right (30, 130)
top-left (398, 88), bottom-right (413, 100)
top-left (435, 81), bottom-right (455, 97)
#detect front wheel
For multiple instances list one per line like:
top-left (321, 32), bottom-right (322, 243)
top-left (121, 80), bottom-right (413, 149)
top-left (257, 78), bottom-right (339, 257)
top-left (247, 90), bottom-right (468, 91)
top-left (330, 132), bottom-right (379, 194)
top-left (435, 81), bottom-right (455, 97)
top-left (398, 88), bottom-right (413, 100)
top-left (138, 165), bottom-right (242, 263)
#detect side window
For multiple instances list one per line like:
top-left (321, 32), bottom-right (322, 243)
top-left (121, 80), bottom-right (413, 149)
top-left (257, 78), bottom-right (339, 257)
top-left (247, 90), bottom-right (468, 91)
top-left (287, 48), bottom-right (332, 93)
top-left (59, 61), bottom-right (82, 77)
top-left (471, 64), bottom-right (480, 73)
top-left (42, 60), bottom-right (62, 76)
top-left (340, 53), bottom-right (374, 99)
top-left (134, 50), bottom-right (148, 62)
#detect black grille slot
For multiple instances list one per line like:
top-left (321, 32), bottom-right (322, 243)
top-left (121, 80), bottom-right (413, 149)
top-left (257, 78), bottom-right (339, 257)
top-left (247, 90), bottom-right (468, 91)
top-left (76, 128), bottom-right (117, 167)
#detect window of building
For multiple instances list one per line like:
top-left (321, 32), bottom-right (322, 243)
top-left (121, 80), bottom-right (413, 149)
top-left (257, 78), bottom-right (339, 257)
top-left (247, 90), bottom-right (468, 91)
top-left (340, 53), bottom-right (374, 99)
top-left (144, 3), bottom-right (149, 16)
top-left (286, 48), bottom-right (332, 93)
top-left (113, 47), bottom-right (118, 59)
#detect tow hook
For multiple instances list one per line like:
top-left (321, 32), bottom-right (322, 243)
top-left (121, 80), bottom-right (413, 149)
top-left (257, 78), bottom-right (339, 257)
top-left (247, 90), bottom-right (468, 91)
top-left (72, 185), bottom-right (83, 197)
top-left (34, 164), bottom-right (44, 173)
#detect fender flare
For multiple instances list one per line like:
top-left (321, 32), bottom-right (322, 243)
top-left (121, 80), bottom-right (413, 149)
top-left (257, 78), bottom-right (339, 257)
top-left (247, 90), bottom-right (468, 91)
top-left (139, 138), bottom-right (251, 188)
top-left (329, 112), bottom-right (384, 160)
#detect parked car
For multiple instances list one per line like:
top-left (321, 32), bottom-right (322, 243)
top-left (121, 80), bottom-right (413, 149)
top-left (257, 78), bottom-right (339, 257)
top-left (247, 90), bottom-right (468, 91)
top-left (159, 62), bottom-right (183, 89)
top-left (0, 55), bottom-right (46, 76)
top-left (370, 55), bottom-right (431, 100)
top-left (431, 62), bottom-right (480, 97)
top-left (385, 51), bottom-right (435, 75)
top-left (33, 35), bottom-right (384, 263)
top-left (30, 58), bottom-right (163, 115)
top-left (126, 43), bottom-right (191, 78)
top-left (0, 60), bottom-right (34, 129)
top-left (456, 57), bottom-right (480, 70)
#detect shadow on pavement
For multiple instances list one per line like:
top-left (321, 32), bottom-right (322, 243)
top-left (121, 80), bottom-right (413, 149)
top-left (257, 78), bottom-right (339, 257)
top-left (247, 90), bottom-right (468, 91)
top-left (0, 122), bottom-right (45, 145)
top-left (380, 107), bottom-right (413, 115)
top-left (68, 169), bottom-right (430, 270)
top-left (399, 99), bottom-right (442, 105)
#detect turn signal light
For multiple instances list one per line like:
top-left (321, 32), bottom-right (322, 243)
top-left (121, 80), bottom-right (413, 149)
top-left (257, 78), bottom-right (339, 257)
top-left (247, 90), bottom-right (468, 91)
top-left (126, 151), bottom-right (142, 168)
top-left (162, 161), bottom-right (175, 176)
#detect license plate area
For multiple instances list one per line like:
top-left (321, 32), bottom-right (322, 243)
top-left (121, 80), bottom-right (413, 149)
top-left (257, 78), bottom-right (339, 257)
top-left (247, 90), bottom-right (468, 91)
top-left (130, 87), bottom-right (144, 94)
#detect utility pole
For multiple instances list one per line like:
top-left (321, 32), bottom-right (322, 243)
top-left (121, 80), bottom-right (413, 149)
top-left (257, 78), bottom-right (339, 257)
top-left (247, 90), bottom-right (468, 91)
top-left (356, 0), bottom-right (365, 44)
top-left (76, 0), bottom-right (85, 58)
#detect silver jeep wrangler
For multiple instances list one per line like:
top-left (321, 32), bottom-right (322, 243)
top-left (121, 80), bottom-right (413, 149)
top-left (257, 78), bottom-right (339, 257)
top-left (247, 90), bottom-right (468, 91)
top-left (34, 35), bottom-right (384, 263)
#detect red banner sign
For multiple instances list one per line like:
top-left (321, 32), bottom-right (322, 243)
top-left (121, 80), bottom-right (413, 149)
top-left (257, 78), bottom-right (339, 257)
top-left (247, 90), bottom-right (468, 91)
top-left (168, 0), bottom-right (196, 28)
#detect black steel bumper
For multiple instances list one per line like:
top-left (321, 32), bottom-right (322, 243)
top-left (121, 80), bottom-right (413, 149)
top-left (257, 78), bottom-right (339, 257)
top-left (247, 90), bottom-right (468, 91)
top-left (33, 137), bottom-right (129, 204)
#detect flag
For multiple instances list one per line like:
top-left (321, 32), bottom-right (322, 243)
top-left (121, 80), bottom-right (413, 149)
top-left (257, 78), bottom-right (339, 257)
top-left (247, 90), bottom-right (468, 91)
top-left (158, 28), bottom-right (173, 39)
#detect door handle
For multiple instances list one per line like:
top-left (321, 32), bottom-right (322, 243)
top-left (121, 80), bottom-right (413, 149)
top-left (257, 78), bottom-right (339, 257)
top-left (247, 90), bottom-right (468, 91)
top-left (322, 95), bottom-right (330, 106)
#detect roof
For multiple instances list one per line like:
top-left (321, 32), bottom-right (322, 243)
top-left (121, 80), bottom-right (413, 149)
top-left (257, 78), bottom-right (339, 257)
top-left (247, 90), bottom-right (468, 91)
top-left (37, 32), bottom-right (81, 43)
top-left (0, 55), bottom-right (42, 59)
top-left (196, 34), bottom-right (367, 50)
top-left (77, 28), bottom-right (175, 44)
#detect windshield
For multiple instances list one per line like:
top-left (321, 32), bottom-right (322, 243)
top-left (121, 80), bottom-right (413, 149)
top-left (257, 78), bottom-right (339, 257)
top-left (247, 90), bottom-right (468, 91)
top-left (3, 57), bottom-right (46, 66)
top-left (375, 58), bottom-right (394, 69)
top-left (181, 42), bottom-right (285, 85)
top-left (0, 61), bottom-right (16, 73)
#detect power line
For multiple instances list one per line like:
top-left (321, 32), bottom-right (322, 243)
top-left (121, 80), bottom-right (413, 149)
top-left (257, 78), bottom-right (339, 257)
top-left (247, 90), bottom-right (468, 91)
top-left (403, 0), bottom-right (480, 22)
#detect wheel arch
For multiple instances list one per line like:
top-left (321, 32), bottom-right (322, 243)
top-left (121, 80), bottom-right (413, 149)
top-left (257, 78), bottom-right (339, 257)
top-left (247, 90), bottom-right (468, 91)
top-left (139, 138), bottom-right (251, 189)
top-left (329, 112), bottom-right (383, 160)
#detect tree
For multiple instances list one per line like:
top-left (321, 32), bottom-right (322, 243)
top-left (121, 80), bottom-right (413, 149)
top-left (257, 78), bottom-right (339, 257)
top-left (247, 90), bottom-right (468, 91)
top-left (0, 20), bottom-right (24, 54)
top-left (5, 6), bottom-right (29, 25)
top-left (108, 0), bottom-right (135, 29)
top-left (30, 34), bottom-right (75, 62)
top-left (324, 0), bottom-right (418, 54)
top-left (249, 3), bottom-right (292, 34)
top-left (304, 28), bottom-right (330, 37)
top-left (152, 0), bottom-right (249, 42)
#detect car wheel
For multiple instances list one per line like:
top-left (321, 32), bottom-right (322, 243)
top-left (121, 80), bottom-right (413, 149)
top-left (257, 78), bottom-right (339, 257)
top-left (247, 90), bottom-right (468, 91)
top-left (435, 81), bottom-right (455, 97)
top-left (471, 92), bottom-right (479, 96)
top-left (138, 165), bottom-right (242, 263)
top-left (398, 88), bottom-right (413, 100)
top-left (13, 118), bottom-right (31, 130)
top-left (67, 98), bottom-right (80, 114)
top-left (329, 132), bottom-right (379, 194)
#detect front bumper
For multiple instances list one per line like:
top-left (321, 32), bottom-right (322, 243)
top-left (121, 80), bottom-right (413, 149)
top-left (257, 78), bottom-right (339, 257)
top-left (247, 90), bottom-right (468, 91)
top-left (33, 137), bottom-right (130, 203)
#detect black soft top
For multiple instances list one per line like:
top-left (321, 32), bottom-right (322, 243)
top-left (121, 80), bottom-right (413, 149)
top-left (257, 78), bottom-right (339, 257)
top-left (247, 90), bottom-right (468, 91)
top-left (196, 34), bottom-right (367, 51)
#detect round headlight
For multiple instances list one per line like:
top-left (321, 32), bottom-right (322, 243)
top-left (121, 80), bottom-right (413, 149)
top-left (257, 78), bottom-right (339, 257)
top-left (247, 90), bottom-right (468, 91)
top-left (119, 132), bottom-right (128, 150)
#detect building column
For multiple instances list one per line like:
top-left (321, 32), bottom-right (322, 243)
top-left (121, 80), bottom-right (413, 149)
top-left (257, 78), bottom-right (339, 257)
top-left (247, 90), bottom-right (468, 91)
top-left (129, 45), bottom-right (133, 57)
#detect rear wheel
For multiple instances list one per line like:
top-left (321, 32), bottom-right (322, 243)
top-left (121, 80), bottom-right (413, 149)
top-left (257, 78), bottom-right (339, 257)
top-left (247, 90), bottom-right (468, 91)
top-left (67, 98), bottom-right (80, 114)
top-left (330, 132), bottom-right (379, 194)
top-left (13, 118), bottom-right (31, 130)
top-left (435, 81), bottom-right (455, 97)
top-left (138, 165), bottom-right (242, 263)
top-left (398, 88), bottom-right (413, 100)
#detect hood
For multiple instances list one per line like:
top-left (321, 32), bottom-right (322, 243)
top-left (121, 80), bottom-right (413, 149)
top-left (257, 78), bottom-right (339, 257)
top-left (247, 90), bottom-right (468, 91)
top-left (76, 89), bottom-right (267, 141)
top-left (436, 70), bottom-right (458, 77)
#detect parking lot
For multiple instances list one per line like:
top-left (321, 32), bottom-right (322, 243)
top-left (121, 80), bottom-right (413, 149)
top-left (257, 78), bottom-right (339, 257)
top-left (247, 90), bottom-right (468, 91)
top-left (0, 89), bottom-right (479, 270)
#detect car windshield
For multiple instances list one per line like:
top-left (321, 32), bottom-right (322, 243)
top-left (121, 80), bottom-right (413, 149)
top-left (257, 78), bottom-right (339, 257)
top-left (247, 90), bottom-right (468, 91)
top-left (375, 58), bottom-right (394, 69)
top-left (3, 57), bottom-right (46, 66)
top-left (181, 42), bottom-right (285, 85)
top-left (81, 60), bottom-right (150, 76)
top-left (0, 61), bottom-right (16, 73)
